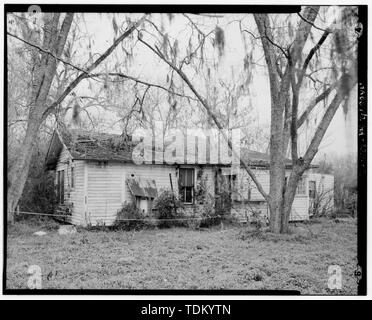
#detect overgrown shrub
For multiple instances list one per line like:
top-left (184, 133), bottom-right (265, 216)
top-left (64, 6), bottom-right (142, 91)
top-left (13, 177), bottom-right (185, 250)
top-left (114, 201), bottom-right (146, 231)
top-left (317, 153), bottom-right (357, 214)
top-left (200, 193), bottom-right (220, 227)
top-left (183, 213), bottom-right (202, 229)
top-left (344, 192), bottom-right (357, 217)
top-left (14, 137), bottom-right (57, 216)
top-left (250, 209), bottom-right (266, 230)
top-left (195, 169), bottom-right (223, 227)
top-left (194, 170), bottom-right (208, 203)
top-left (154, 189), bottom-right (184, 228)
top-left (18, 168), bottom-right (57, 215)
top-left (310, 188), bottom-right (334, 218)
top-left (215, 190), bottom-right (231, 218)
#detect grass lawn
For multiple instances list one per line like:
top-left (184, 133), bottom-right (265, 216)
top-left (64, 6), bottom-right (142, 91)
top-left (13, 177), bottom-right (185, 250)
top-left (6, 217), bottom-right (358, 294)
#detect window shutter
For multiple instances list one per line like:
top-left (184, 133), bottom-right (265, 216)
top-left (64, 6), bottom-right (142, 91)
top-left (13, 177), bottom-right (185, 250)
top-left (179, 168), bottom-right (194, 187)
top-left (185, 169), bottom-right (194, 187)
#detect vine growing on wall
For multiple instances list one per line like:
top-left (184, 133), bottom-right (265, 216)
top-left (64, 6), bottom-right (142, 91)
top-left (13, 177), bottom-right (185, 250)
top-left (194, 167), bottom-right (208, 204)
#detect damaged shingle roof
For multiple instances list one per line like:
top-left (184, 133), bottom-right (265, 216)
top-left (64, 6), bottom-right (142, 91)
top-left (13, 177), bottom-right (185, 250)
top-left (59, 129), bottom-right (135, 162)
top-left (240, 148), bottom-right (293, 166)
top-left (51, 128), bottom-right (302, 167)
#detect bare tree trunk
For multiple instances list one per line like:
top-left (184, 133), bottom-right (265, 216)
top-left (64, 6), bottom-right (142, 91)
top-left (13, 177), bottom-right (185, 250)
top-left (7, 13), bottom-right (73, 222)
top-left (281, 73), bottom-right (357, 233)
top-left (267, 102), bottom-right (286, 233)
top-left (268, 198), bottom-right (283, 233)
top-left (7, 117), bottom-right (43, 222)
top-left (7, 14), bottom-right (147, 223)
top-left (254, 9), bottom-right (319, 233)
top-left (281, 170), bottom-right (301, 233)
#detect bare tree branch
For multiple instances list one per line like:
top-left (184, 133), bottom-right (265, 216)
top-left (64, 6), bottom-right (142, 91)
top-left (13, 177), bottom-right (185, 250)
top-left (138, 35), bottom-right (269, 201)
top-left (41, 14), bottom-right (148, 119)
top-left (302, 73), bottom-right (357, 167)
top-left (290, 6), bottom-right (320, 62)
top-left (253, 14), bottom-right (281, 101)
top-left (290, 67), bottom-right (299, 162)
top-left (297, 79), bottom-right (339, 128)
top-left (297, 12), bottom-right (330, 33)
top-left (297, 29), bottom-right (330, 87)
top-left (7, 31), bottom-right (87, 74)
top-left (87, 72), bottom-right (198, 102)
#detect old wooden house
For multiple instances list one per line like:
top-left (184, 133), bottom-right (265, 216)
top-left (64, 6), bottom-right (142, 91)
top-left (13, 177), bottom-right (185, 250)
top-left (229, 149), bottom-right (334, 221)
top-left (45, 129), bottom-right (334, 226)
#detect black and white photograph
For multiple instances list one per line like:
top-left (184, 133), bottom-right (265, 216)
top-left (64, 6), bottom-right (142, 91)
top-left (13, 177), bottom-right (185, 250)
top-left (2, 3), bottom-right (367, 296)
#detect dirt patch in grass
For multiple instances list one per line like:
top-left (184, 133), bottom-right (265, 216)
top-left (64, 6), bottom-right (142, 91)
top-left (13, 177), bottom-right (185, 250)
top-left (6, 218), bottom-right (358, 294)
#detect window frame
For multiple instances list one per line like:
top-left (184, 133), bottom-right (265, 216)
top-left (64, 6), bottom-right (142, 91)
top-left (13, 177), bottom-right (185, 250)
top-left (178, 168), bottom-right (195, 204)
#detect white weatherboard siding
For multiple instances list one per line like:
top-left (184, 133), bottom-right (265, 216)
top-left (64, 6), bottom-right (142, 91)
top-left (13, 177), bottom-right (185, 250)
top-left (70, 160), bottom-right (85, 225)
top-left (55, 152), bottom-right (217, 226)
top-left (55, 147), bottom-right (85, 225)
top-left (86, 162), bottom-right (123, 226)
top-left (288, 172), bottom-right (310, 221)
top-left (85, 163), bottom-right (180, 226)
top-left (250, 169), bottom-right (270, 201)
top-left (234, 168), bottom-right (270, 201)
top-left (55, 146), bottom-right (318, 225)
top-left (290, 195), bottom-right (309, 221)
top-left (83, 163), bottom-right (215, 226)
top-left (122, 164), bottom-right (178, 203)
top-left (308, 173), bottom-right (334, 193)
top-left (122, 165), bottom-right (215, 204)
top-left (234, 167), bottom-right (310, 221)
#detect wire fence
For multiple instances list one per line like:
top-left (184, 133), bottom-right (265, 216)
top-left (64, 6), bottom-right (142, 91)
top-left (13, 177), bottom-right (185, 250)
top-left (10, 211), bottom-right (71, 218)
top-left (9, 210), bottom-right (223, 222)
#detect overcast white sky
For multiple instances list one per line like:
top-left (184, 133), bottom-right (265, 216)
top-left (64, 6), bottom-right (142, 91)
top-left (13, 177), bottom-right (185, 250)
top-left (70, 10), bottom-right (357, 158)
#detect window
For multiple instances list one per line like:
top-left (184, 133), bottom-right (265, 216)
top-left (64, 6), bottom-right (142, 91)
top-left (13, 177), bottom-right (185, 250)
top-left (296, 178), bottom-right (306, 195)
top-left (247, 179), bottom-right (251, 201)
top-left (320, 176), bottom-right (325, 192)
top-left (230, 175), bottom-right (239, 200)
top-left (179, 168), bottom-right (194, 203)
top-left (57, 170), bottom-right (65, 204)
top-left (309, 181), bottom-right (316, 198)
top-left (71, 167), bottom-right (75, 189)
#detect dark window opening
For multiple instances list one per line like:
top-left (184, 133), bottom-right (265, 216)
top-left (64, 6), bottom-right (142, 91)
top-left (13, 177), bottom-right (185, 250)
top-left (57, 170), bottom-right (65, 204)
top-left (309, 181), bottom-right (316, 199)
top-left (179, 168), bottom-right (194, 203)
top-left (71, 167), bottom-right (75, 189)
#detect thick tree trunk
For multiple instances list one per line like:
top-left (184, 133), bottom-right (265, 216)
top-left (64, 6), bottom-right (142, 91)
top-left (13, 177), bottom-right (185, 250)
top-left (281, 170), bottom-right (302, 233)
top-left (254, 11), bottom-right (316, 234)
top-left (7, 14), bottom-right (146, 223)
top-left (254, 7), bottom-right (358, 234)
top-left (7, 118), bottom-right (43, 221)
top-left (268, 198), bottom-right (283, 233)
top-left (267, 130), bottom-right (286, 233)
top-left (7, 13), bottom-right (74, 223)
top-left (280, 75), bottom-right (357, 233)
